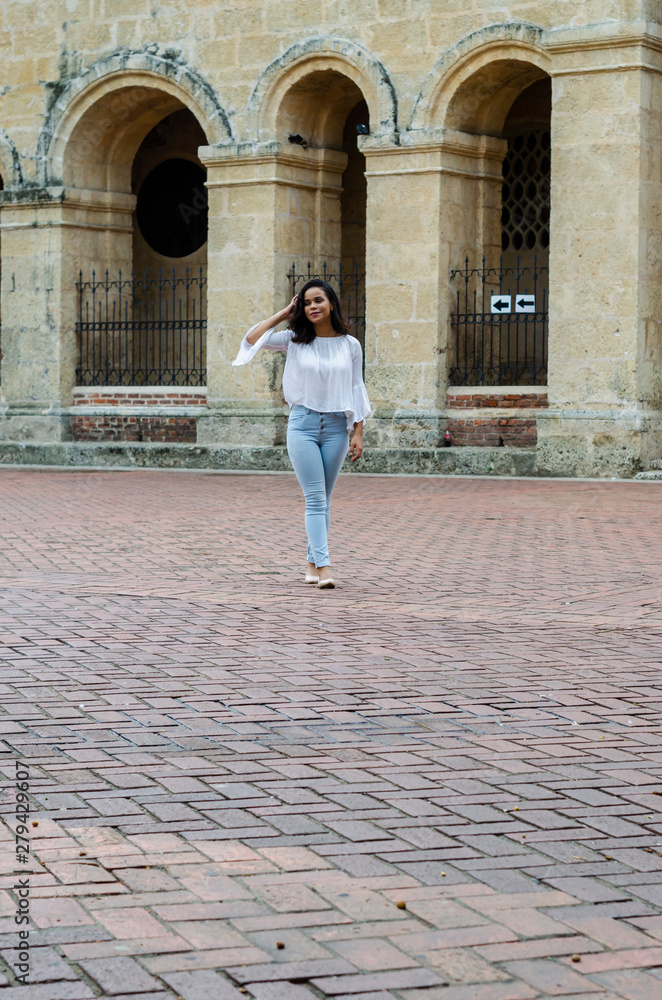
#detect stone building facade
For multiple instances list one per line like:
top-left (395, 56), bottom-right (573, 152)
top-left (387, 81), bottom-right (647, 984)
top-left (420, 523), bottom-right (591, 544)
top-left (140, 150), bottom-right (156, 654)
top-left (0, 1), bottom-right (660, 478)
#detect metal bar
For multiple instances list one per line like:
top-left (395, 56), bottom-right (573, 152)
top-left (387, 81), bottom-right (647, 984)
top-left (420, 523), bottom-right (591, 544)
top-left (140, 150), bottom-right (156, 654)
top-left (533, 254), bottom-right (538, 381)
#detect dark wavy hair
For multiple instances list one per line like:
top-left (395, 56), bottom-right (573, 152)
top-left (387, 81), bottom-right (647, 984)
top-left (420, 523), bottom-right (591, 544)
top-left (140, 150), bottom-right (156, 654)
top-left (290, 279), bottom-right (350, 344)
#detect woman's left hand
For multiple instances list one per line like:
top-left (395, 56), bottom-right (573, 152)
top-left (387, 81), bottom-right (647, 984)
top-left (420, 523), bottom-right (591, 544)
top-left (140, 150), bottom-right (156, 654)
top-left (349, 432), bottom-right (363, 462)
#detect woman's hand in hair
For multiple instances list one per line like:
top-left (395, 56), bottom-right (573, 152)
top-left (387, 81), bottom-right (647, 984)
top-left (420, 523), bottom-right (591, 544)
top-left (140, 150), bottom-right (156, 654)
top-left (283, 294), bottom-right (298, 324)
top-left (246, 296), bottom-right (298, 345)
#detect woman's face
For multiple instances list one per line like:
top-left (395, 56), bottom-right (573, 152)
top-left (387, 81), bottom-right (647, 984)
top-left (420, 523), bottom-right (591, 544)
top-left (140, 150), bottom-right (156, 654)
top-left (303, 287), bottom-right (332, 326)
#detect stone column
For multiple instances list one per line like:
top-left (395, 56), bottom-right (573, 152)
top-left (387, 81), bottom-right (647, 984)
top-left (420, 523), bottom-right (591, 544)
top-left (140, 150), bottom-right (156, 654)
top-left (0, 188), bottom-right (134, 442)
top-left (361, 132), bottom-right (505, 450)
top-left (537, 27), bottom-right (662, 476)
top-left (198, 142), bottom-right (346, 447)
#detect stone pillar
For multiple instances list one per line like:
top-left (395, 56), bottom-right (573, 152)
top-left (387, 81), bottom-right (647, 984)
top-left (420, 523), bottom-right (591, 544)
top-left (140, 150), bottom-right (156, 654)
top-left (361, 132), bottom-right (505, 449)
top-left (0, 188), bottom-right (134, 442)
top-left (537, 28), bottom-right (662, 476)
top-left (198, 142), bottom-right (346, 447)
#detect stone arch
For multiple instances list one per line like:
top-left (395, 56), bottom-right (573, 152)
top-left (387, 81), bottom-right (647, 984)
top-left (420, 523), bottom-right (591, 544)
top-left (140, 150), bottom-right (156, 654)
top-left (247, 37), bottom-right (398, 143)
top-left (411, 23), bottom-right (550, 134)
top-left (38, 50), bottom-right (233, 189)
top-left (0, 128), bottom-right (24, 187)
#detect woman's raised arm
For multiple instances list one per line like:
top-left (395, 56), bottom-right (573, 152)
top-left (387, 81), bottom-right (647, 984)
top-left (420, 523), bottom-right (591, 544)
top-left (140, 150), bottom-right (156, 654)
top-left (246, 295), bottom-right (297, 345)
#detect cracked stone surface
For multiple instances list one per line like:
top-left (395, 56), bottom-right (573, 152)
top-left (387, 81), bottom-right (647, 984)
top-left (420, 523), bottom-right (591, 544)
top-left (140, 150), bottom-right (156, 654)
top-left (0, 468), bottom-right (661, 999)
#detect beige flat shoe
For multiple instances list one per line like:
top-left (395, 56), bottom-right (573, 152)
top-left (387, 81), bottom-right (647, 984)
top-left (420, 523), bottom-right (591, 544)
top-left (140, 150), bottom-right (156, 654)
top-left (317, 577), bottom-right (336, 589)
top-left (304, 573), bottom-right (319, 584)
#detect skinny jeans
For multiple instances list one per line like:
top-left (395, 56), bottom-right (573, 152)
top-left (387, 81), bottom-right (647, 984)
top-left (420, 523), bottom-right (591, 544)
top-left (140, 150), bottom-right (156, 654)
top-left (286, 405), bottom-right (349, 567)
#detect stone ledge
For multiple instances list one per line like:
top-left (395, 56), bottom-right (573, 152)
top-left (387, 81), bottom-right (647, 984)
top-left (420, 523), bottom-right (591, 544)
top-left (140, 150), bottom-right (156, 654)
top-left (635, 471), bottom-right (662, 481)
top-left (70, 406), bottom-right (207, 417)
top-left (0, 441), bottom-right (536, 477)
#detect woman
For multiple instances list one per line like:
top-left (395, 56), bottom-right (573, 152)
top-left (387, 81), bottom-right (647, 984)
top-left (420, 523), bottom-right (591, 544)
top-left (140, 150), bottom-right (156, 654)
top-left (232, 279), bottom-right (371, 589)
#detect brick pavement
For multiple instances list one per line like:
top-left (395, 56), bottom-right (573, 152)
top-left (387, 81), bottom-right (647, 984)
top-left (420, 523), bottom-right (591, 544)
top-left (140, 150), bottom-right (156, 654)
top-left (0, 468), bottom-right (661, 999)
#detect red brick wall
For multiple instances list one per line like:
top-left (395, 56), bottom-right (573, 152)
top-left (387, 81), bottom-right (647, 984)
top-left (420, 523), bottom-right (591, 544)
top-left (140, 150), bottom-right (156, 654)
top-left (72, 391), bottom-right (206, 407)
top-left (448, 392), bottom-right (548, 409)
top-left (71, 415), bottom-right (197, 443)
top-left (446, 417), bottom-right (537, 447)
top-left (444, 391), bottom-right (546, 447)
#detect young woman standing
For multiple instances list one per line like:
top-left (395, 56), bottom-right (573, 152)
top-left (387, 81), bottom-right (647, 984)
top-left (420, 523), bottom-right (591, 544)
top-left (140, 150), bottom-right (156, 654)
top-left (232, 279), bottom-right (371, 589)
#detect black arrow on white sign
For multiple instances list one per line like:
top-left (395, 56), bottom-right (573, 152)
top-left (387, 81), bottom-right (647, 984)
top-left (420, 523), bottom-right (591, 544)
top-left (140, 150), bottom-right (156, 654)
top-left (516, 295), bottom-right (536, 313)
top-left (490, 295), bottom-right (512, 314)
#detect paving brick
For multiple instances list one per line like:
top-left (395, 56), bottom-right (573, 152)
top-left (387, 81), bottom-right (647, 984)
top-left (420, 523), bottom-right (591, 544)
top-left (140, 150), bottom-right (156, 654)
top-left (5, 946), bottom-right (79, 982)
top-left (476, 934), bottom-right (604, 962)
top-left (412, 946), bottom-right (511, 983)
top-left (91, 907), bottom-right (167, 939)
top-left (0, 986), bottom-right (97, 999)
top-left (161, 970), bottom-right (248, 999)
top-left (243, 928), bottom-right (333, 962)
top-left (141, 945), bottom-right (271, 973)
top-left (394, 925), bottom-right (517, 951)
top-left (502, 958), bottom-right (602, 994)
top-left (400, 898), bottom-right (491, 929)
top-left (561, 946), bottom-right (662, 973)
top-left (30, 898), bottom-right (96, 928)
top-left (168, 919), bottom-right (249, 950)
top-left (314, 887), bottom-right (402, 921)
top-left (588, 969), bottom-right (662, 1000)
top-left (327, 937), bottom-right (418, 971)
top-left (332, 994), bottom-right (398, 1000)
top-left (113, 868), bottom-right (181, 891)
top-left (225, 959), bottom-right (356, 983)
top-left (399, 984), bottom-right (538, 1000)
top-left (556, 912), bottom-right (658, 949)
top-left (311, 968), bottom-right (446, 993)
top-left (60, 932), bottom-right (188, 960)
top-left (77, 956), bottom-right (161, 995)
top-left (244, 984), bottom-right (320, 1000)
top-left (253, 883), bottom-right (332, 913)
top-left (541, 877), bottom-right (630, 902)
top-left (258, 847), bottom-right (333, 870)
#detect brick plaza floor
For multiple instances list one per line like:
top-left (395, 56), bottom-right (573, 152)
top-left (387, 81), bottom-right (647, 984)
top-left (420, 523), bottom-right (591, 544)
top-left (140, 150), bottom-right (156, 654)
top-left (0, 467), bottom-right (661, 1000)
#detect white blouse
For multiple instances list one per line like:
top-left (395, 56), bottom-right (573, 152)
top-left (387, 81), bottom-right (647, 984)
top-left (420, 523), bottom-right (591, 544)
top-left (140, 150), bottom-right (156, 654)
top-left (232, 327), bottom-right (371, 432)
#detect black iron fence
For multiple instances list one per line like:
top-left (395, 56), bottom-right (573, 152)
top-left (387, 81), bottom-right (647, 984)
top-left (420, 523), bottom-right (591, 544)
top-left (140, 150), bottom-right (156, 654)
top-left (75, 269), bottom-right (207, 386)
top-left (288, 260), bottom-right (366, 346)
top-left (450, 256), bottom-right (548, 386)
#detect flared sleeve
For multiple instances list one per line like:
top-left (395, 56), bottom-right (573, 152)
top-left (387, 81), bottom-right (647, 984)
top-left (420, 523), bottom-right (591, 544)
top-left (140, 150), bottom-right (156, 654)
top-left (232, 325), bottom-right (292, 366)
top-left (349, 338), bottom-right (372, 429)
top-left (350, 382), bottom-right (372, 428)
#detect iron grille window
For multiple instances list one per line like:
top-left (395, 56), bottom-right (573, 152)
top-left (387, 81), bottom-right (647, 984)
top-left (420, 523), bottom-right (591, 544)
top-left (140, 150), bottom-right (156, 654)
top-left (501, 130), bottom-right (551, 253)
top-left (75, 269), bottom-right (206, 386)
top-left (450, 256), bottom-right (548, 386)
top-left (288, 260), bottom-right (366, 348)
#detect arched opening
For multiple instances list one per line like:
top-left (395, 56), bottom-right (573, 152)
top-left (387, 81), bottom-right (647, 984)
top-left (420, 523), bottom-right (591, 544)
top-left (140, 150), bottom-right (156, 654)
top-left (341, 100), bottom-right (369, 277)
top-left (443, 58), bottom-right (551, 386)
top-left (129, 109), bottom-right (208, 384)
top-left (62, 85), bottom-right (209, 386)
top-left (276, 70), bottom-right (369, 349)
top-left (501, 79), bottom-right (551, 270)
top-left (132, 109), bottom-right (208, 272)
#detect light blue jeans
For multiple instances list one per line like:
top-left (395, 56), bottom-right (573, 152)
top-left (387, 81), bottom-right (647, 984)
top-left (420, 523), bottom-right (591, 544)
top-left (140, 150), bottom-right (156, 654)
top-left (286, 405), bottom-right (349, 567)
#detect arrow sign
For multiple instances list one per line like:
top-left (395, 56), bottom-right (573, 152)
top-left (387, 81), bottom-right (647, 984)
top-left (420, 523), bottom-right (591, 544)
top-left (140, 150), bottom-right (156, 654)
top-left (490, 295), bottom-right (511, 314)
top-left (516, 295), bottom-right (535, 313)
